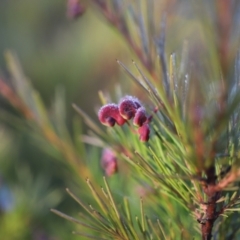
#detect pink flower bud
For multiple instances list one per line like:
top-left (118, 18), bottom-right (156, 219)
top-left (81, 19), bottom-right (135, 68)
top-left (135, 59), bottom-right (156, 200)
top-left (133, 107), bottom-right (147, 127)
top-left (135, 184), bottom-right (154, 197)
top-left (138, 123), bottom-right (150, 142)
top-left (98, 103), bottom-right (126, 127)
top-left (119, 96), bottom-right (141, 120)
top-left (67, 0), bottom-right (85, 19)
top-left (101, 148), bottom-right (118, 176)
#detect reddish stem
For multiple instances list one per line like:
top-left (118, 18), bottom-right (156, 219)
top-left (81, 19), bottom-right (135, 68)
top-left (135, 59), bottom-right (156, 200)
top-left (216, 0), bottom-right (232, 77)
top-left (91, 1), bottom-right (157, 80)
top-left (201, 166), bottom-right (218, 240)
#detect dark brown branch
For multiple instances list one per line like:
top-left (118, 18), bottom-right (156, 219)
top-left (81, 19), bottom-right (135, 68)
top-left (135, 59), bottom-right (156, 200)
top-left (201, 166), bottom-right (219, 240)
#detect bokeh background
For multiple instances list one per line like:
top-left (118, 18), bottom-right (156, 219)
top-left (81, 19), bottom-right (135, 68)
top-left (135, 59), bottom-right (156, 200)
top-left (0, 1), bottom-right (132, 239)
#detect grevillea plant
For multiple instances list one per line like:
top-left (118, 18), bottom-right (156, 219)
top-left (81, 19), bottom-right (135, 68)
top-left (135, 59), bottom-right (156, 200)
top-left (51, 1), bottom-right (240, 240)
top-left (1, 1), bottom-right (240, 240)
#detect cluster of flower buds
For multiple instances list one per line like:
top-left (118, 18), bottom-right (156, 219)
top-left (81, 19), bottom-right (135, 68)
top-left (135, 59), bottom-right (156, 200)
top-left (98, 96), bottom-right (150, 142)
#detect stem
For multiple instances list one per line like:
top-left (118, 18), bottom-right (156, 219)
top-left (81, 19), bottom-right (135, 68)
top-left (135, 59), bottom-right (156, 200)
top-left (157, 15), bottom-right (170, 98)
top-left (190, 101), bottom-right (220, 239)
top-left (91, 1), bottom-right (157, 80)
top-left (201, 166), bottom-right (219, 240)
top-left (216, 0), bottom-right (232, 77)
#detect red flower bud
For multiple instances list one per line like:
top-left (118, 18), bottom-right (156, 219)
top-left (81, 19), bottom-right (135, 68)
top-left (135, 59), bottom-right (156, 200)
top-left (67, 0), bottom-right (85, 19)
top-left (119, 96), bottom-right (141, 120)
top-left (98, 103), bottom-right (126, 127)
top-left (133, 107), bottom-right (147, 127)
top-left (138, 123), bottom-right (150, 142)
top-left (101, 148), bottom-right (118, 176)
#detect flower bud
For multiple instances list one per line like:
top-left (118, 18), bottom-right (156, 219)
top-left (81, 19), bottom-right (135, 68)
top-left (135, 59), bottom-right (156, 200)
top-left (133, 107), bottom-right (147, 127)
top-left (101, 148), bottom-right (118, 176)
top-left (98, 103), bottom-right (126, 127)
top-left (119, 96), bottom-right (141, 120)
top-left (67, 0), bottom-right (85, 19)
top-left (138, 123), bottom-right (150, 142)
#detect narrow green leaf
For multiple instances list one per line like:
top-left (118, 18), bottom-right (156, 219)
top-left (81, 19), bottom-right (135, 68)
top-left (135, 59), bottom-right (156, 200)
top-left (124, 197), bottom-right (133, 225)
top-left (72, 103), bottom-right (104, 136)
top-left (136, 216), bottom-right (143, 233)
top-left (132, 60), bottom-right (161, 104)
top-left (117, 60), bottom-right (148, 93)
top-left (140, 198), bottom-right (145, 232)
top-left (230, 192), bottom-right (238, 201)
top-left (72, 232), bottom-right (110, 240)
top-left (147, 218), bottom-right (161, 240)
top-left (66, 188), bottom-right (93, 216)
top-left (86, 178), bottom-right (108, 215)
top-left (225, 208), bottom-right (240, 212)
top-left (98, 91), bottom-right (108, 105)
top-left (157, 219), bottom-right (167, 240)
top-left (103, 177), bottom-right (120, 219)
top-left (50, 209), bottom-right (100, 232)
top-left (103, 177), bottom-right (129, 239)
top-left (66, 189), bottom-right (116, 234)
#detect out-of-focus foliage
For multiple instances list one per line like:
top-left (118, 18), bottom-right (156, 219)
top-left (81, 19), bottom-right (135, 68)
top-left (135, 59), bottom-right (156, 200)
top-left (0, 1), bottom-right (129, 239)
top-left (0, 0), bottom-right (129, 117)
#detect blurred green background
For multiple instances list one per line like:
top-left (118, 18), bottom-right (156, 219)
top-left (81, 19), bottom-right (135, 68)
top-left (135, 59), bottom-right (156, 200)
top-left (0, 0), bottom-right (129, 114)
top-left (0, 1), bottom-right (132, 239)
